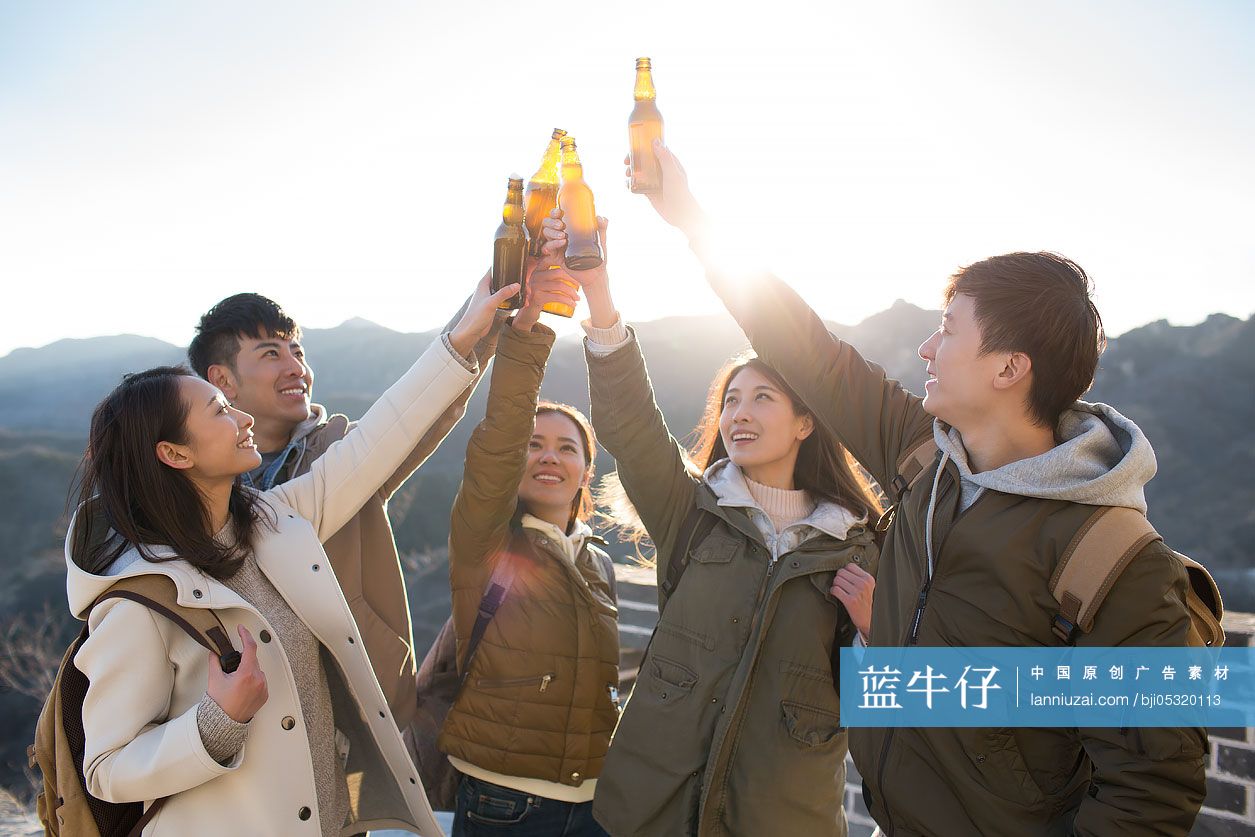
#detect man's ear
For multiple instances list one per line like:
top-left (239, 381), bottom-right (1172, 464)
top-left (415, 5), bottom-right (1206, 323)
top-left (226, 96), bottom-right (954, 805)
top-left (155, 440), bottom-right (195, 471)
top-left (206, 364), bottom-right (238, 402)
top-left (993, 351), bottom-right (1033, 391)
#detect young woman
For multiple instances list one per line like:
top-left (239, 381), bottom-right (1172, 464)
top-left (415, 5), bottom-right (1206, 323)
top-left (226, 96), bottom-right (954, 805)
top-left (542, 214), bottom-right (879, 836)
top-left (437, 266), bottom-right (620, 836)
top-left (66, 275), bottom-right (516, 837)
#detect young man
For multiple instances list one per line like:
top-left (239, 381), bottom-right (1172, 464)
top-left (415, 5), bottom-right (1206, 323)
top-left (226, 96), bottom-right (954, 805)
top-left (189, 291), bottom-right (501, 731)
top-left (635, 144), bottom-right (1207, 835)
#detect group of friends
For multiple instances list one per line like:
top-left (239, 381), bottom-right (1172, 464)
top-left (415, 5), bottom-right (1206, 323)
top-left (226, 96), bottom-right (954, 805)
top-left (64, 143), bottom-right (1208, 837)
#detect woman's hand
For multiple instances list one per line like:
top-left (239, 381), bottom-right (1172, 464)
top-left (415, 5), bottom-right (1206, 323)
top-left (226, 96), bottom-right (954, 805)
top-left (448, 272), bottom-right (521, 358)
top-left (207, 625), bottom-right (269, 723)
top-left (831, 564), bottom-right (875, 642)
top-left (624, 141), bottom-right (706, 238)
top-left (540, 209), bottom-right (617, 329)
top-left (513, 265), bottom-right (583, 332)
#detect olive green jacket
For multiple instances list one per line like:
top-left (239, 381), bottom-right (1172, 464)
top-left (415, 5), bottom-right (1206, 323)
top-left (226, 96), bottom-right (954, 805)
top-left (588, 331), bottom-right (877, 837)
top-left (438, 323), bottom-right (621, 788)
top-left (707, 270), bottom-right (1207, 836)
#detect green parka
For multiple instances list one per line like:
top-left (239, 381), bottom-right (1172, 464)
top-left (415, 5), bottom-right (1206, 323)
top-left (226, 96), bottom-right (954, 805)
top-left (588, 331), bottom-right (877, 837)
top-left (706, 269), bottom-right (1207, 836)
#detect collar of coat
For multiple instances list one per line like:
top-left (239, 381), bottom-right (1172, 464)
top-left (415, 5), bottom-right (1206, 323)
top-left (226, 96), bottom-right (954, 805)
top-left (702, 458), bottom-right (865, 543)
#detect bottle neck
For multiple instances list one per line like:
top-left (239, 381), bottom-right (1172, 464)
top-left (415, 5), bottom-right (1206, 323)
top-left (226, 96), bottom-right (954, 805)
top-left (634, 69), bottom-right (656, 101)
top-left (531, 139), bottom-right (563, 186)
top-left (503, 191), bottom-right (525, 225)
top-left (561, 160), bottom-right (584, 183)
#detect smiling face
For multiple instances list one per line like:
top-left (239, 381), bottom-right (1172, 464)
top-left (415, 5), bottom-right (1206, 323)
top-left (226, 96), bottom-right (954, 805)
top-left (516, 410), bottom-right (589, 527)
top-left (157, 376), bottom-right (262, 482)
top-left (917, 293), bottom-right (1008, 428)
top-left (208, 333), bottom-right (313, 450)
top-left (718, 365), bottom-right (814, 476)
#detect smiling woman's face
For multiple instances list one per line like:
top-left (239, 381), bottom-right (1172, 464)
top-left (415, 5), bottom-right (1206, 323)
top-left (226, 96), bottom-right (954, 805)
top-left (718, 365), bottom-right (812, 472)
top-left (164, 375), bottom-right (262, 481)
top-left (516, 410), bottom-right (588, 522)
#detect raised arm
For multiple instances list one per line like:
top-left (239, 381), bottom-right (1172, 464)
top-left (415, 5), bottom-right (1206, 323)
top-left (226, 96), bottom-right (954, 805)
top-left (266, 274), bottom-right (517, 540)
top-left (543, 211), bottom-right (698, 583)
top-left (633, 143), bottom-right (934, 490)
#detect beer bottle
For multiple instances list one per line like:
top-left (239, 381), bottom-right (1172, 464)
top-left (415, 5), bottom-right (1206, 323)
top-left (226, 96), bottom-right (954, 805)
top-left (491, 176), bottom-right (528, 310)
top-left (628, 57), bottom-right (664, 194)
top-left (524, 128), bottom-right (566, 257)
top-left (557, 136), bottom-right (603, 271)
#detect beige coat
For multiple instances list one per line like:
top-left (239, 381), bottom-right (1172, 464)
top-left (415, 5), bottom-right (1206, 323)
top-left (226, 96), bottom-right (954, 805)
top-left (66, 338), bottom-right (476, 837)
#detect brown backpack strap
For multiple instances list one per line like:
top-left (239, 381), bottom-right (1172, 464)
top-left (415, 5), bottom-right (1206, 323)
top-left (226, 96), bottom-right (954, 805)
top-left (93, 575), bottom-right (240, 670)
top-left (1178, 555), bottom-right (1226, 648)
top-left (1049, 507), bottom-right (1163, 643)
top-left (891, 436), bottom-right (939, 502)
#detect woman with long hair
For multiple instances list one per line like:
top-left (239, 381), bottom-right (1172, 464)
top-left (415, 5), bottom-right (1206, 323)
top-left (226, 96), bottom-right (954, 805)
top-left (66, 275), bottom-right (516, 837)
top-left (437, 259), bottom-right (620, 836)
top-left (543, 213), bottom-right (879, 836)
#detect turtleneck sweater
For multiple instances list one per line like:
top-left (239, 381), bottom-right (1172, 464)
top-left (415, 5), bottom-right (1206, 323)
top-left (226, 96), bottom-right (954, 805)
top-left (743, 474), bottom-right (815, 534)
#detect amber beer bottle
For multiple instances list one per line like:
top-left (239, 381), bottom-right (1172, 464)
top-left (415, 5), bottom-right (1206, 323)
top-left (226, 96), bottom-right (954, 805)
top-left (628, 57), bottom-right (664, 194)
top-left (491, 176), bottom-right (528, 310)
top-left (524, 128), bottom-right (566, 256)
top-left (557, 136), bottom-right (603, 271)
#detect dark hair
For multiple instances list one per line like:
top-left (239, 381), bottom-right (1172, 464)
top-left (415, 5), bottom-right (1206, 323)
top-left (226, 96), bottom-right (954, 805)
top-left (531, 401), bottom-right (598, 529)
top-left (689, 354), bottom-right (880, 520)
top-left (188, 293), bottom-right (301, 379)
top-left (72, 366), bottom-right (270, 579)
top-left (944, 252), bottom-right (1105, 428)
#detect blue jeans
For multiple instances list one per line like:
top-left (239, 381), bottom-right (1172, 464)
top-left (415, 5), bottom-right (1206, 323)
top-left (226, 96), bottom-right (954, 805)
top-left (452, 775), bottom-right (609, 837)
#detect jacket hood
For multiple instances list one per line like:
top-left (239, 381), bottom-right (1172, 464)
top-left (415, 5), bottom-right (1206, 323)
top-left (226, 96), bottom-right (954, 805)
top-left (703, 458), bottom-right (863, 542)
top-left (933, 400), bottom-right (1157, 514)
top-left (64, 499), bottom-right (177, 619)
top-left (288, 402), bottom-right (329, 446)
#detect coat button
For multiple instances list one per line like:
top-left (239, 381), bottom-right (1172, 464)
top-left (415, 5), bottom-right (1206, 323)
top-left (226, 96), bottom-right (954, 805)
top-left (791, 561), bottom-right (799, 568)
top-left (298, 806), bottom-right (311, 820)
top-left (281, 716), bottom-right (295, 730)
top-left (260, 630), bottom-right (272, 643)
top-left (192, 589), bottom-right (203, 599)
top-left (311, 564), bottom-right (320, 572)
top-left (570, 772), bottom-right (580, 782)
top-left (731, 617), bottom-right (739, 624)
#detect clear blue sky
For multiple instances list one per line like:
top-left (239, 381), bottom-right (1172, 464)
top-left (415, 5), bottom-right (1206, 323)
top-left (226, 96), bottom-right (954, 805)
top-left (1, 0), bottom-right (1252, 356)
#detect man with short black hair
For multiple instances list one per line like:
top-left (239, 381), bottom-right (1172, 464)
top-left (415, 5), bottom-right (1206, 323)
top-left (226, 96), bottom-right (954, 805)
top-left (189, 291), bottom-right (500, 730)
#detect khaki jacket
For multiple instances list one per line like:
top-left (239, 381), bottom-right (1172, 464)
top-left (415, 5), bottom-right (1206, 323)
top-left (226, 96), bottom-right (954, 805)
top-left (67, 339), bottom-right (477, 837)
top-left (587, 332), bottom-right (876, 837)
top-left (438, 324), bottom-right (621, 788)
top-left (708, 271), bottom-right (1208, 836)
top-left (282, 311), bottom-right (501, 730)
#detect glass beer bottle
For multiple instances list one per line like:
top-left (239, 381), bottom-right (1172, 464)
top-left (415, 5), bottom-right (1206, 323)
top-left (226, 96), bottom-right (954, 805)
top-left (557, 136), bottom-right (603, 271)
top-left (491, 176), bottom-right (528, 310)
top-left (524, 128), bottom-right (566, 256)
top-left (628, 57), bottom-right (664, 194)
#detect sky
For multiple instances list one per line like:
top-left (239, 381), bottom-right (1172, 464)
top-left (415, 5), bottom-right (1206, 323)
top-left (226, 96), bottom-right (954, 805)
top-left (1, 0), bottom-right (1253, 358)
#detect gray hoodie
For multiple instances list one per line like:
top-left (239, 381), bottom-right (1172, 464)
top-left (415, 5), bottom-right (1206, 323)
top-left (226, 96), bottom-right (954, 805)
top-left (924, 400), bottom-right (1157, 575)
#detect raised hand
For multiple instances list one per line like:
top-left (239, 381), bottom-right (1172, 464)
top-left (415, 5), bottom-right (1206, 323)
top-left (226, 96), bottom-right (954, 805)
top-left (207, 625), bottom-right (269, 723)
top-left (513, 266), bottom-right (583, 332)
top-left (539, 209), bottom-right (616, 329)
top-left (448, 271), bottom-right (521, 358)
top-left (624, 141), bottom-right (706, 237)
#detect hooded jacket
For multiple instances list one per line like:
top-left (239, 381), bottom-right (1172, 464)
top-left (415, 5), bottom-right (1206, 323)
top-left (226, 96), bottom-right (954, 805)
top-left (67, 337), bottom-right (477, 837)
top-left (585, 327), bottom-right (876, 837)
top-left (706, 269), bottom-right (1207, 836)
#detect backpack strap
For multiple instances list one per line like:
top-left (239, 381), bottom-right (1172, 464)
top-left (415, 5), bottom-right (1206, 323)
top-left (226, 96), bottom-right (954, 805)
top-left (659, 503), bottom-right (719, 612)
top-left (456, 537), bottom-right (522, 689)
top-left (890, 436), bottom-right (939, 503)
top-left (93, 575), bottom-right (241, 672)
top-left (1048, 506), bottom-right (1225, 647)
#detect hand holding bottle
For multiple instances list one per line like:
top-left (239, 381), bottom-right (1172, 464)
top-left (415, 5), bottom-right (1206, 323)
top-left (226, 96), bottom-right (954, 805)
top-left (449, 272), bottom-right (522, 358)
top-left (539, 209), bottom-right (617, 329)
top-left (624, 141), bottom-right (706, 239)
top-left (513, 264), bottom-right (582, 332)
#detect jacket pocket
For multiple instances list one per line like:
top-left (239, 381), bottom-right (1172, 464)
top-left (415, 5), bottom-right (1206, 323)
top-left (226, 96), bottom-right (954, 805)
top-left (691, 532), bottom-right (738, 564)
top-left (646, 655), bottom-right (698, 704)
top-left (475, 673), bottom-right (556, 693)
top-left (461, 777), bottom-right (541, 826)
top-left (780, 700), bottom-right (843, 747)
top-left (656, 620), bottom-right (716, 651)
top-left (975, 728), bottom-right (1047, 807)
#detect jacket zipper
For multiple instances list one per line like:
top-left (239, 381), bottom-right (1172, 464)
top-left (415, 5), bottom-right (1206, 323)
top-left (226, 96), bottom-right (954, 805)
top-left (476, 673), bottom-right (556, 692)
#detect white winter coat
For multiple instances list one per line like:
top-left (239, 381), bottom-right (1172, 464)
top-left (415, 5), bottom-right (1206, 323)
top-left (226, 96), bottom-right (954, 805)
top-left (65, 338), bottom-right (476, 837)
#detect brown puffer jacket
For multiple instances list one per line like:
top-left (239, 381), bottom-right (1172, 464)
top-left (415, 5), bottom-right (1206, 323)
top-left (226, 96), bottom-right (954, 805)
top-left (709, 270), bottom-right (1208, 837)
top-left (438, 323), bottom-right (621, 788)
